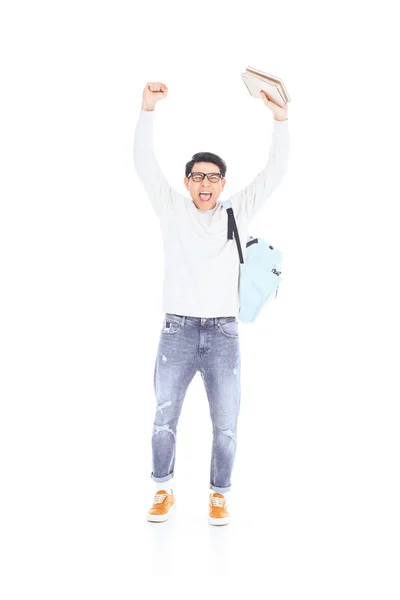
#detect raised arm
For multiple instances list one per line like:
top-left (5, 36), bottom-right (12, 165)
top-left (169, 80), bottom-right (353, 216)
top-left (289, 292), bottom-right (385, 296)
top-left (133, 82), bottom-right (175, 218)
top-left (235, 90), bottom-right (289, 219)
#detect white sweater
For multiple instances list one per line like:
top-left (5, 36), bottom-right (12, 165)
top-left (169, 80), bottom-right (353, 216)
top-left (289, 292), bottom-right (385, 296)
top-left (133, 109), bottom-right (289, 318)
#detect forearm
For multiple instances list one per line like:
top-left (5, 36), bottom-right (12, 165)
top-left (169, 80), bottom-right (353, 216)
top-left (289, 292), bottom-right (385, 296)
top-left (241, 119), bottom-right (289, 217)
top-left (133, 108), bottom-right (173, 218)
top-left (133, 109), bottom-right (159, 181)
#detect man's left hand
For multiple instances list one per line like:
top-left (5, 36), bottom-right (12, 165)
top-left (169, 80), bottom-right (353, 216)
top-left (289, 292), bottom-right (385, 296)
top-left (260, 90), bottom-right (288, 121)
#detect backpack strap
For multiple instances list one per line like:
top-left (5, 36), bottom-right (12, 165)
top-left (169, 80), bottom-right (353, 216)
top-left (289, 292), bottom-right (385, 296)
top-left (221, 200), bottom-right (244, 264)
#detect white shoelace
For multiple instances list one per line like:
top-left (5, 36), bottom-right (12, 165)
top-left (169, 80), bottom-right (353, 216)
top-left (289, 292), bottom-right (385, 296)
top-left (210, 495), bottom-right (225, 507)
top-left (154, 493), bottom-right (167, 504)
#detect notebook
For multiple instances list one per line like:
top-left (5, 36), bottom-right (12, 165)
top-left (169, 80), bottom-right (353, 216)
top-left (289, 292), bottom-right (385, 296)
top-left (241, 66), bottom-right (291, 107)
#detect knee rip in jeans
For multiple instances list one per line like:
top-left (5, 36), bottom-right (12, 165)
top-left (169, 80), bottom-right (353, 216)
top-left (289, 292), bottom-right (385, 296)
top-left (153, 424), bottom-right (176, 438)
top-left (219, 428), bottom-right (236, 441)
top-left (156, 400), bottom-right (171, 414)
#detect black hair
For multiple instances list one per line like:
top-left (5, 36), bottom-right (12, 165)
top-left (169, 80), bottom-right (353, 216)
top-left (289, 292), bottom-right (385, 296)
top-left (185, 151), bottom-right (227, 178)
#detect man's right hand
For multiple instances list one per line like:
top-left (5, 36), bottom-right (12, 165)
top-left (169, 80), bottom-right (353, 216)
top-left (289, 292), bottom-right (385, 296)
top-left (141, 82), bottom-right (168, 111)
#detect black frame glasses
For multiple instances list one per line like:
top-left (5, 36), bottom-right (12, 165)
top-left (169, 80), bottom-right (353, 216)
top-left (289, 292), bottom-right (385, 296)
top-left (188, 172), bottom-right (223, 183)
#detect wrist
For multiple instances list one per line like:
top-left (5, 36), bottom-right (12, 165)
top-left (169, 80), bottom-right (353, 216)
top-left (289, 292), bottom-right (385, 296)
top-left (142, 103), bottom-right (155, 112)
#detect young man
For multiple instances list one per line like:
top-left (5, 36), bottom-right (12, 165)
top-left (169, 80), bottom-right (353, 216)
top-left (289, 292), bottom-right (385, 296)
top-left (133, 81), bottom-right (289, 525)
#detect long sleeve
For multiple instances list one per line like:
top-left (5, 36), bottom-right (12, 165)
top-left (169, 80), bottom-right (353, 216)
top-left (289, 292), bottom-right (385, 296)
top-left (235, 119), bottom-right (289, 219)
top-left (133, 109), bottom-right (175, 218)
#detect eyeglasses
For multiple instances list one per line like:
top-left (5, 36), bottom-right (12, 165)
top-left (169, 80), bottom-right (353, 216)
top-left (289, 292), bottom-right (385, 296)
top-left (188, 172), bottom-right (223, 183)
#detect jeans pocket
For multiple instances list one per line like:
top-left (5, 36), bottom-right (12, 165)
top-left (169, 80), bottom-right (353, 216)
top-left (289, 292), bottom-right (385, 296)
top-left (218, 320), bottom-right (239, 338)
top-left (161, 318), bottom-right (181, 334)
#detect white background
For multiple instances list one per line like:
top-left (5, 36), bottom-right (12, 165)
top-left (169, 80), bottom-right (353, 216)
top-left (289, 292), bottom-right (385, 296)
top-left (1, 0), bottom-right (399, 598)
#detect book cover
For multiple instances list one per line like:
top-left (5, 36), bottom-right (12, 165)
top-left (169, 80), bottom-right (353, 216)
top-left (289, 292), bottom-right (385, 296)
top-left (241, 67), bottom-right (291, 106)
top-left (241, 73), bottom-right (287, 107)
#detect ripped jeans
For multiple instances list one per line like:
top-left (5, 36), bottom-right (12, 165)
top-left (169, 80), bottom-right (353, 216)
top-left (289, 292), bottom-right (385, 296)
top-left (151, 313), bottom-right (241, 493)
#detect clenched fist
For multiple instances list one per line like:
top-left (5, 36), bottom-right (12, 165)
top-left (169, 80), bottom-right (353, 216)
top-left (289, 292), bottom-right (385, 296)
top-left (142, 82), bottom-right (169, 112)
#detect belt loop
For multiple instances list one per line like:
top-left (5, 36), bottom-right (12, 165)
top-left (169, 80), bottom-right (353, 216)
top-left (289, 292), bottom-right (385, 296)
top-left (182, 315), bottom-right (186, 327)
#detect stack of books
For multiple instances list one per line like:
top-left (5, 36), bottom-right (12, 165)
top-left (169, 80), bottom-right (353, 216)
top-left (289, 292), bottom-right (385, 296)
top-left (241, 66), bottom-right (291, 107)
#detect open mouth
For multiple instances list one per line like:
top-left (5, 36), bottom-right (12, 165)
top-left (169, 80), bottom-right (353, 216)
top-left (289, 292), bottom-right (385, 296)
top-left (199, 192), bottom-right (213, 202)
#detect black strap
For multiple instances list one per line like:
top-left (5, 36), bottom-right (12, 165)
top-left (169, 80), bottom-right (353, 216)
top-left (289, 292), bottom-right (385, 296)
top-left (226, 207), bottom-right (244, 264)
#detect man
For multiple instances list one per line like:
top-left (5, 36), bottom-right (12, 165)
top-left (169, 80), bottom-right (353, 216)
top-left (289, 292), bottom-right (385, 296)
top-left (133, 81), bottom-right (289, 525)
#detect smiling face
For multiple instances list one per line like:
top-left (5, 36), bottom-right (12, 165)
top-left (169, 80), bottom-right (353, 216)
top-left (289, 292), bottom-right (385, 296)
top-left (184, 162), bottom-right (226, 211)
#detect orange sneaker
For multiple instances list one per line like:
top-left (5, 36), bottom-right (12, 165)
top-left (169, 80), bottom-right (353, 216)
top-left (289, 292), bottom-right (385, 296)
top-left (147, 489), bottom-right (176, 523)
top-left (208, 492), bottom-right (230, 526)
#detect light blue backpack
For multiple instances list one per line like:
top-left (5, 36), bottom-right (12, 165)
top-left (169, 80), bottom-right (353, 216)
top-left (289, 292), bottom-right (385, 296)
top-left (221, 200), bottom-right (282, 324)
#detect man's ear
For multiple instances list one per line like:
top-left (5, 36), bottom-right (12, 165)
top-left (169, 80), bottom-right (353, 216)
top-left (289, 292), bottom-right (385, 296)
top-left (184, 176), bottom-right (189, 191)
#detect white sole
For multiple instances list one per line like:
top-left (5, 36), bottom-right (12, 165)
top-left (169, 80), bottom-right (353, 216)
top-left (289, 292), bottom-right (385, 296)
top-left (147, 500), bottom-right (176, 522)
top-left (208, 515), bottom-right (229, 526)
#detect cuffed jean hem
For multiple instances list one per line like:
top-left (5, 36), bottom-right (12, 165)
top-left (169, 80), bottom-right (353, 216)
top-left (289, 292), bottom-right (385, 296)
top-left (210, 483), bottom-right (231, 493)
top-left (151, 472), bottom-right (174, 483)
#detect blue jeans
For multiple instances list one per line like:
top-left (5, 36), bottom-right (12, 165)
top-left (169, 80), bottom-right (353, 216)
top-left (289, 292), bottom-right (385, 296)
top-left (151, 313), bottom-right (241, 493)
